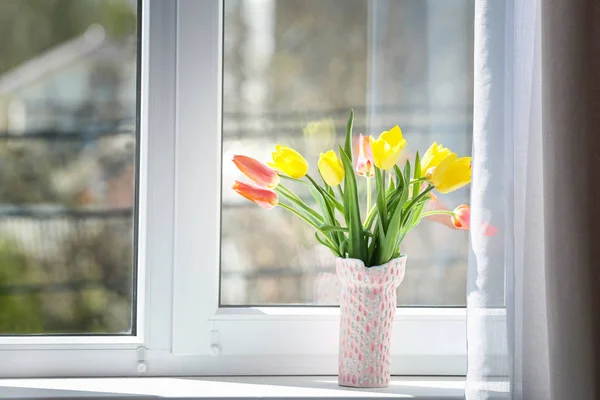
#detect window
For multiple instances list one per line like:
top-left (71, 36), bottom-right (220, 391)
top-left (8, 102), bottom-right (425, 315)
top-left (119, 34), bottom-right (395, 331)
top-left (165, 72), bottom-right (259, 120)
top-left (221, 0), bottom-right (474, 306)
top-left (0, 0), bottom-right (472, 378)
top-left (0, 0), bottom-right (138, 334)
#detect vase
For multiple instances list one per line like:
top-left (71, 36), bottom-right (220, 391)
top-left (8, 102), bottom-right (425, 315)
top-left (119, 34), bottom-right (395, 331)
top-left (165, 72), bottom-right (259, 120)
top-left (336, 256), bottom-right (407, 388)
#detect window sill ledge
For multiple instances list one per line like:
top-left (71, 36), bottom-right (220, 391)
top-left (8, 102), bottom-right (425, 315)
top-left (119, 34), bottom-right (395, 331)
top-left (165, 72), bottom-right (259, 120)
top-left (0, 376), bottom-right (471, 399)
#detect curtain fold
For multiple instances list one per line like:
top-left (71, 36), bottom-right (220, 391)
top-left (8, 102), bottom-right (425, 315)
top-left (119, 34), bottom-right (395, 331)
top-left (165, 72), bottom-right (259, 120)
top-left (542, 1), bottom-right (600, 399)
top-left (468, 0), bottom-right (600, 399)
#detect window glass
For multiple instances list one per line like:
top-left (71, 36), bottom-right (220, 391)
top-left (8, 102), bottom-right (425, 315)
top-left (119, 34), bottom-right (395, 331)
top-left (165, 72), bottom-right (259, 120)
top-left (221, 0), bottom-right (474, 306)
top-left (0, 0), bottom-right (138, 333)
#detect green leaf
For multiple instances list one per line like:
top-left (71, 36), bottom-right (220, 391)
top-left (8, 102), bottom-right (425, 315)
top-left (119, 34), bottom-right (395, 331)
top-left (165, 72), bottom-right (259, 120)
top-left (403, 160), bottom-right (411, 198)
top-left (315, 232), bottom-right (340, 256)
top-left (408, 200), bottom-right (426, 230)
top-left (377, 188), bottom-right (406, 265)
top-left (387, 174), bottom-right (396, 193)
top-left (305, 178), bottom-right (343, 252)
top-left (394, 228), bottom-right (408, 253)
top-left (385, 173), bottom-right (396, 205)
top-left (320, 225), bottom-right (349, 233)
top-left (372, 217), bottom-right (389, 265)
top-left (367, 223), bottom-right (379, 266)
top-left (394, 165), bottom-right (403, 188)
top-left (305, 174), bottom-right (344, 213)
top-left (339, 237), bottom-right (349, 257)
top-left (278, 202), bottom-right (338, 255)
top-left (344, 109), bottom-right (354, 163)
top-left (401, 185), bottom-right (434, 228)
top-left (374, 165), bottom-right (415, 265)
top-left (339, 146), bottom-right (367, 263)
top-left (386, 191), bottom-right (403, 220)
top-left (314, 179), bottom-right (345, 248)
top-left (374, 168), bottom-right (388, 232)
top-left (275, 188), bottom-right (323, 226)
top-left (318, 170), bottom-right (337, 199)
top-left (395, 165), bottom-right (409, 215)
top-left (413, 151), bottom-right (421, 199)
top-left (323, 177), bottom-right (335, 197)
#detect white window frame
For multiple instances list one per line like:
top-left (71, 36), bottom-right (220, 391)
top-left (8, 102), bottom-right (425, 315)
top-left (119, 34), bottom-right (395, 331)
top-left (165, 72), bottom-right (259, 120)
top-left (0, 0), bottom-right (469, 378)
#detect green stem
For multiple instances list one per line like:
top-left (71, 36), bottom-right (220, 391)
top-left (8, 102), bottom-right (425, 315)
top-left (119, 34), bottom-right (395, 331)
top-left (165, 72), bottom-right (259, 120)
top-left (374, 168), bottom-right (387, 231)
top-left (400, 185), bottom-right (434, 227)
top-left (278, 203), bottom-right (339, 252)
top-left (275, 185), bottom-right (323, 223)
top-left (337, 185), bottom-right (344, 200)
top-left (279, 174), bottom-right (310, 185)
top-left (420, 210), bottom-right (454, 218)
top-left (365, 205), bottom-right (377, 229)
top-left (365, 177), bottom-right (423, 230)
top-left (365, 177), bottom-right (372, 224)
top-left (409, 177), bottom-right (428, 185)
top-left (305, 174), bottom-right (344, 213)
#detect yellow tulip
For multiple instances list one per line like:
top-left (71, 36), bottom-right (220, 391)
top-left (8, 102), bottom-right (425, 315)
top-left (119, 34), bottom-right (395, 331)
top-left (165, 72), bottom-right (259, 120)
top-left (370, 125), bottom-right (406, 170)
top-left (420, 142), bottom-right (453, 176)
top-left (267, 145), bottom-right (309, 178)
top-left (318, 150), bottom-right (345, 186)
top-left (426, 154), bottom-right (472, 194)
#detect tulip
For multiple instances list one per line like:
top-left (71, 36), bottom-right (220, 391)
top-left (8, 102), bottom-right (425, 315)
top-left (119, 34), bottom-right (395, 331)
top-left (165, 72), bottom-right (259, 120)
top-left (267, 145), bottom-right (309, 179)
top-left (370, 125), bottom-right (407, 170)
top-left (232, 155), bottom-right (280, 188)
top-left (232, 181), bottom-right (278, 209)
top-left (355, 134), bottom-right (374, 177)
top-left (318, 150), bottom-right (345, 186)
top-left (426, 154), bottom-right (472, 194)
top-left (451, 205), bottom-right (470, 230)
top-left (420, 142), bottom-right (453, 176)
top-left (451, 205), bottom-right (498, 236)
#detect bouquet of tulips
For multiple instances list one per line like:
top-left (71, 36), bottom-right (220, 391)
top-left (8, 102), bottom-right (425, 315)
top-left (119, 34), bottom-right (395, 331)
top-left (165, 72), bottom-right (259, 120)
top-left (232, 110), bottom-right (476, 267)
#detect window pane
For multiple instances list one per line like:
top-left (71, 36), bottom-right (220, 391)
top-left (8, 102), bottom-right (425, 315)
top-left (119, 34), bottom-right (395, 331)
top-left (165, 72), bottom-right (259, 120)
top-left (0, 0), bottom-right (138, 333)
top-left (221, 0), bottom-right (474, 306)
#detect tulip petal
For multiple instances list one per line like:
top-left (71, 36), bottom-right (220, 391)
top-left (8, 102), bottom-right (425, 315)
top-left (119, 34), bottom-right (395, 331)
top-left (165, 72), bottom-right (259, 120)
top-left (233, 155), bottom-right (280, 188)
top-left (421, 142), bottom-right (453, 176)
top-left (269, 146), bottom-right (308, 178)
top-left (356, 134), bottom-right (374, 177)
top-left (318, 150), bottom-right (345, 186)
top-left (429, 154), bottom-right (472, 194)
top-left (232, 181), bottom-right (278, 209)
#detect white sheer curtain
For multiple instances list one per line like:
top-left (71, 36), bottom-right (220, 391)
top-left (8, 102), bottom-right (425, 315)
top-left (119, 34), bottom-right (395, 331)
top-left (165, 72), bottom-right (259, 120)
top-left (468, 0), bottom-right (600, 399)
top-left (467, 0), bottom-right (545, 398)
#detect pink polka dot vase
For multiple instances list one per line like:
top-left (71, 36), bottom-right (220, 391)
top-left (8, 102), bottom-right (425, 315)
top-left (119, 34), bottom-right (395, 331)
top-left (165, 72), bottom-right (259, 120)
top-left (336, 256), bottom-right (406, 388)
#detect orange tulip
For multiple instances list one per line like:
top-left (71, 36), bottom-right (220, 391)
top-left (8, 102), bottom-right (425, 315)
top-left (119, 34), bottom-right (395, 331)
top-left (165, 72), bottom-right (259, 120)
top-left (355, 134), bottom-right (374, 178)
top-left (451, 205), bottom-right (497, 236)
top-left (233, 155), bottom-right (280, 188)
top-left (232, 181), bottom-right (278, 209)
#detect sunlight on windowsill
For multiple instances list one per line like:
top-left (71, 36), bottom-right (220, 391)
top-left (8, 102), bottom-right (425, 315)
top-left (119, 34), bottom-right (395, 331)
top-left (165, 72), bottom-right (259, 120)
top-left (0, 376), bottom-right (479, 399)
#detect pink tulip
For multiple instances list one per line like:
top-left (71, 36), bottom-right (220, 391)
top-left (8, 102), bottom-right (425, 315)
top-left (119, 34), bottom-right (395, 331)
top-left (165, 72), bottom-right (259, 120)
top-left (232, 181), bottom-right (278, 209)
top-left (233, 155), bottom-right (280, 188)
top-left (355, 134), bottom-right (374, 177)
top-left (451, 204), bottom-right (470, 229)
top-left (425, 200), bottom-right (497, 236)
top-left (451, 205), bottom-right (498, 236)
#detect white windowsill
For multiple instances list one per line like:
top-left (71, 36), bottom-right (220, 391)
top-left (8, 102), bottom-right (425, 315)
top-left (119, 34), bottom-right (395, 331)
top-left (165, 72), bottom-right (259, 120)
top-left (0, 376), bottom-right (479, 399)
